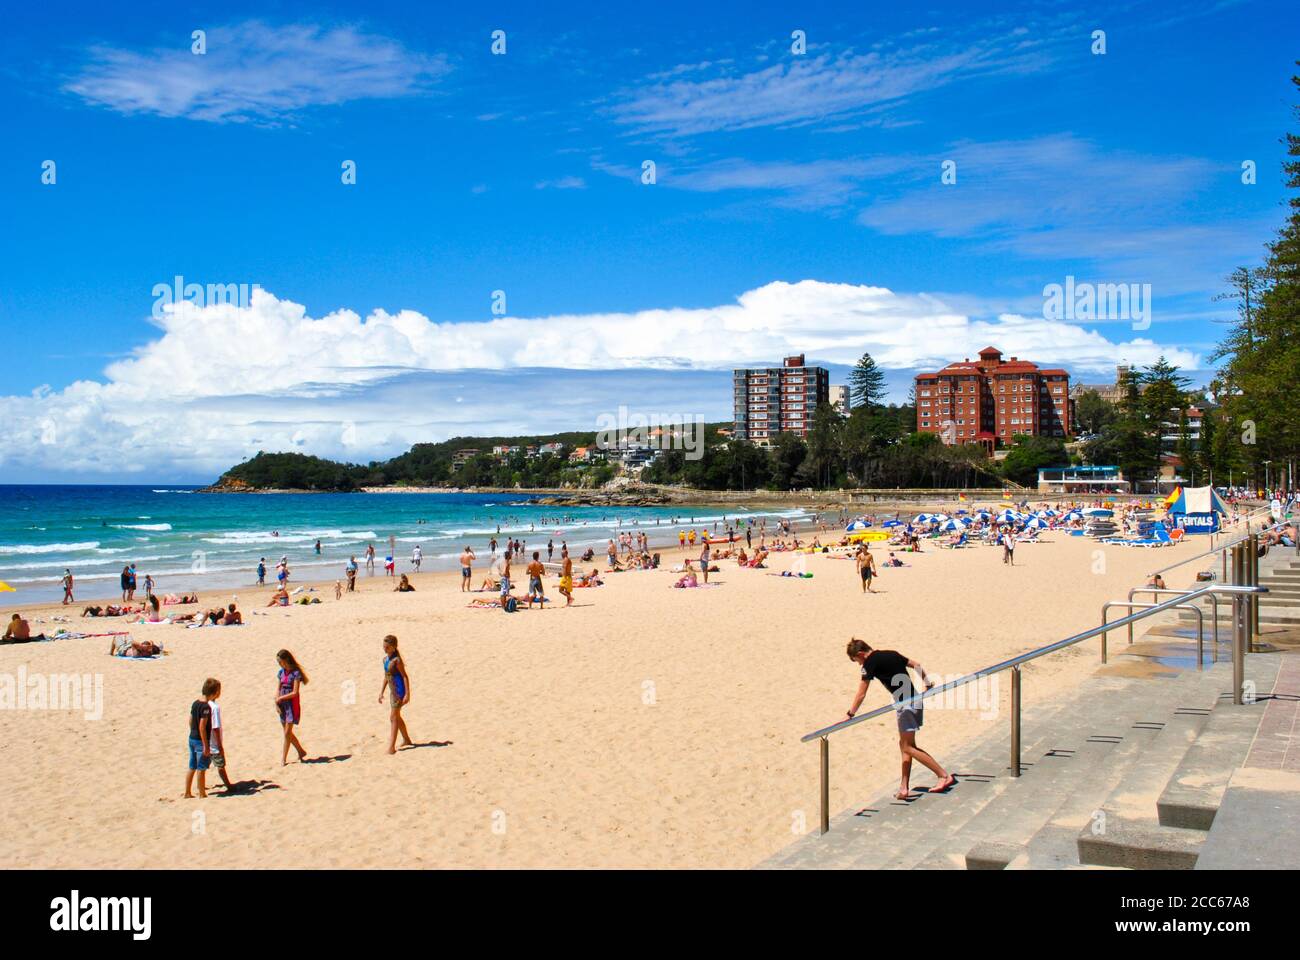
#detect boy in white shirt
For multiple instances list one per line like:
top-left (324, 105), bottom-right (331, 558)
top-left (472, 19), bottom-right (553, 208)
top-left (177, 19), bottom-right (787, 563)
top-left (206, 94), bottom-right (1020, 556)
top-left (208, 681), bottom-right (232, 790)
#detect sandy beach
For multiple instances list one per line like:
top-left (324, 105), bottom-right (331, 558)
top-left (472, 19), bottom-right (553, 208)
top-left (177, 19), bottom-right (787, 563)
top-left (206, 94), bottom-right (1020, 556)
top-left (0, 520), bottom-right (1205, 869)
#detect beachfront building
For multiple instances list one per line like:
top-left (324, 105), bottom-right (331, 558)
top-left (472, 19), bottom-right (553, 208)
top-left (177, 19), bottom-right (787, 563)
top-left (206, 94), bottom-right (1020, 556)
top-left (450, 448), bottom-right (481, 472)
top-left (1070, 364), bottom-right (1133, 406)
top-left (732, 354), bottom-right (830, 446)
top-left (915, 346), bottom-right (1072, 451)
top-left (829, 385), bottom-right (851, 417)
top-left (610, 442), bottom-right (659, 471)
top-left (1037, 464), bottom-right (1128, 493)
top-left (568, 446), bottom-right (601, 463)
top-left (537, 442), bottom-right (565, 457)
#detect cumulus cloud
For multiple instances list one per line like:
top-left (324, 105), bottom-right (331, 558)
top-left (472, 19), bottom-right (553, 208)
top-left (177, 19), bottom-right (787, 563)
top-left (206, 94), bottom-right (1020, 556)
top-left (65, 20), bottom-right (450, 123)
top-left (0, 282), bottom-right (1197, 480)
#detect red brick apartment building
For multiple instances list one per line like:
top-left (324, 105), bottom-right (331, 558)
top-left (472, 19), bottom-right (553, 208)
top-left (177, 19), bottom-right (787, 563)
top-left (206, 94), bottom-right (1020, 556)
top-left (915, 346), bottom-right (1072, 450)
top-left (733, 354), bottom-right (830, 445)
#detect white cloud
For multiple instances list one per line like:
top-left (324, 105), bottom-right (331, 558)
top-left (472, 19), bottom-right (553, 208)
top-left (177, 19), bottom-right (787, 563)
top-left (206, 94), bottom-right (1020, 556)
top-left (610, 31), bottom-right (1052, 137)
top-left (534, 176), bottom-right (587, 190)
top-left (0, 282), bottom-right (1197, 480)
top-left (65, 20), bottom-right (449, 123)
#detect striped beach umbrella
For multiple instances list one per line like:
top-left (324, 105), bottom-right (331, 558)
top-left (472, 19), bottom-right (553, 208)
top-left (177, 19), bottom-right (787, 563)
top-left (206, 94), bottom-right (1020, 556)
top-left (845, 519), bottom-right (872, 533)
top-left (1024, 517), bottom-right (1049, 529)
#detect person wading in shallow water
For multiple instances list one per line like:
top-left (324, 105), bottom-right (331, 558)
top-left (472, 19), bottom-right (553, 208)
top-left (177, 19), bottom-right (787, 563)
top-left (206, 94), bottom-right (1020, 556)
top-left (843, 638), bottom-right (956, 801)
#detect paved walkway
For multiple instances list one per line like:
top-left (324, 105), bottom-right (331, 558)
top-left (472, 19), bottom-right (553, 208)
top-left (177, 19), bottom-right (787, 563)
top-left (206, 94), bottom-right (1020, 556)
top-left (1245, 655), bottom-right (1300, 773)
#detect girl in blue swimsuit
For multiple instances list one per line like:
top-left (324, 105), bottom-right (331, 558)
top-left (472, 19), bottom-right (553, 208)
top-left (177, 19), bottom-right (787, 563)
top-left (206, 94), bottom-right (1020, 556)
top-left (379, 635), bottom-right (413, 754)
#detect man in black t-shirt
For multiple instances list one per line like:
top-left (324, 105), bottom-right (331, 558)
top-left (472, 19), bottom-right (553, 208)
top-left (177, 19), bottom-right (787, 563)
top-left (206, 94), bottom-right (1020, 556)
top-left (844, 638), bottom-right (956, 801)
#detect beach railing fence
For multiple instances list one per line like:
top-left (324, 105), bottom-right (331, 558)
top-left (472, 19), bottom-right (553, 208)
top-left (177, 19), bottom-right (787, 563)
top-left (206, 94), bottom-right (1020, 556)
top-left (800, 576), bottom-right (1268, 836)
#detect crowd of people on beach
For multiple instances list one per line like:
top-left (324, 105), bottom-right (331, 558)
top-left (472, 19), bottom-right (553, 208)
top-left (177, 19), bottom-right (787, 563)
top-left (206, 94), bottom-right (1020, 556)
top-left (12, 491), bottom-right (1294, 808)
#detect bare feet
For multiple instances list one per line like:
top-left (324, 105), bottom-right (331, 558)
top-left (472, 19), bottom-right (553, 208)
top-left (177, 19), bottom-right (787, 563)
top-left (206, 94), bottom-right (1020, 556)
top-left (929, 774), bottom-right (957, 793)
top-left (895, 789), bottom-right (920, 800)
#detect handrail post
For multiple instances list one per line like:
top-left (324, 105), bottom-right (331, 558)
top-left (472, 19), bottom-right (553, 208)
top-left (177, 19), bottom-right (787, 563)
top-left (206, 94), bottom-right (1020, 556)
top-left (1232, 546), bottom-right (1245, 705)
top-left (1195, 605), bottom-right (1204, 669)
top-left (1100, 608), bottom-right (1108, 663)
top-left (1248, 534), bottom-right (1260, 652)
top-left (1209, 594), bottom-right (1219, 661)
top-left (1010, 665), bottom-right (1022, 778)
top-left (819, 737), bottom-right (830, 835)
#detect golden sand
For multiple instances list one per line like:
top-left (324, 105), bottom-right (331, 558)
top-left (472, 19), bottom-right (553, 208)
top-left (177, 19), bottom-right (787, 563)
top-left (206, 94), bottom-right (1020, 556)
top-left (0, 529), bottom-right (1200, 868)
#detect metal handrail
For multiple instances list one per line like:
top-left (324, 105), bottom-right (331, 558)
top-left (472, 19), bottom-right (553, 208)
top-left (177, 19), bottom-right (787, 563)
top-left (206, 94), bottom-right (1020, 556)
top-left (1103, 600), bottom-right (1204, 668)
top-left (1129, 586), bottom-right (1219, 650)
top-left (802, 581), bottom-right (1268, 834)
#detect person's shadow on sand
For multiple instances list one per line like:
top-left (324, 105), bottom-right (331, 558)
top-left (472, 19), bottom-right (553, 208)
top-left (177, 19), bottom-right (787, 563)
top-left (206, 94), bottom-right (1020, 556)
top-left (217, 779), bottom-right (280, 797)
top-left (399, 740), bottom-right (453, 751)
top-left (301, 753), bottom-right (352, 764)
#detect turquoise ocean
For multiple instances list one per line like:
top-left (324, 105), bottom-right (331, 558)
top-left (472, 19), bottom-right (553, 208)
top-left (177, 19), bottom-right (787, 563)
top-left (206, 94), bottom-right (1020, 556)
top-left (0, 485), bottom-right (808, 607)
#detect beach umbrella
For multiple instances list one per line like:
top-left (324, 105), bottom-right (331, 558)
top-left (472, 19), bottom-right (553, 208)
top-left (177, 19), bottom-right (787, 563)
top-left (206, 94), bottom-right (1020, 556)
top-left (936, 518), bottom-right (962, 531)
top-left (1084, 508), bottom-right (1114, 517)
top-left (882, 519), bottom-right (903, 528)
top-left (930, 513), bottom-right (950, 522)
top-left (912, 513), bottom-right (932, 523)
top-left (845, 519), bottom-right (872, 533)
top-left (1063, 510), bottom-right (1083, 521)
top-left (1024, 517), bottom-right (1049, 529)
top-left (955, 509), bottom-right (969, 515)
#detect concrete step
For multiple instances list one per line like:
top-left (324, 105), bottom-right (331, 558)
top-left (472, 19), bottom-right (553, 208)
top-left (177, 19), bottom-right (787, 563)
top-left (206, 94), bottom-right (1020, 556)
top-left (1178, 609), bottom-right (1300, 624)
top-left (784, 705), bottom-right (1080, 870)
top-left (1195, 767), bottom-right (1300, 869)
top-left (761, 690), bottom-right (1095, 869)
top-left (1075, 674), bottom-right (1228, 868)
top-left (759, 655), bottom-right (1284, 871)
top-left (912, 667), bottom-right (1226, 870)
top-left (1076, 818), bottom-right (1208, 869)
top-left (1157, 700), bottom-right (1272, 829)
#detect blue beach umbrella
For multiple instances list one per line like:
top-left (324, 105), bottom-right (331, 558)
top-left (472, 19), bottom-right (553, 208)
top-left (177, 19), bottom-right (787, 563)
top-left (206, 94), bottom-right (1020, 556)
top-left (882, 519), bottom-right (903, 528)
top-left (845, 519), bottom-right (872, 533)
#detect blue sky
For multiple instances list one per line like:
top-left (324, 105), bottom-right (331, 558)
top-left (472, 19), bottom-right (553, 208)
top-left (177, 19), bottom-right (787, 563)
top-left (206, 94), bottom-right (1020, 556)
top-left (0, 0), bottom-right (1295, 481)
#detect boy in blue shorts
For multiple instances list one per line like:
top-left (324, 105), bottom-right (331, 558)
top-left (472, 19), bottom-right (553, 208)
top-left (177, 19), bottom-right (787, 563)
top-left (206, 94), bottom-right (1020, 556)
top-left (185, 678), bottom-right (218, 798)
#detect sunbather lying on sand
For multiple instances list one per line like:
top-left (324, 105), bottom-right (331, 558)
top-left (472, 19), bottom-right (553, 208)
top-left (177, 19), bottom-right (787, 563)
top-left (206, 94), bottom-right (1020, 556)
top-left (82, 604), bottom-right (139, 618)
top-left (110, 635), bottom-right (162, 658)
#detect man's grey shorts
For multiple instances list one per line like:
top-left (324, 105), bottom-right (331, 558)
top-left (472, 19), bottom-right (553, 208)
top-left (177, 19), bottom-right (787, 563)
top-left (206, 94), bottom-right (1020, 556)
top-left (897, 707), bottom-right (924, 733)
